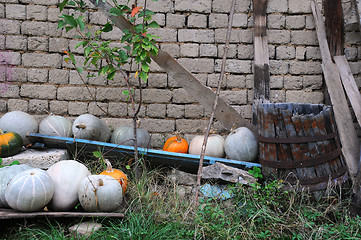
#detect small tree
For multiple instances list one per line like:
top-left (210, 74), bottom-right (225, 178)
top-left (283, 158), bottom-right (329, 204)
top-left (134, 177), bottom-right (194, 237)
top-left (58, 0), bottom-right (160, 175)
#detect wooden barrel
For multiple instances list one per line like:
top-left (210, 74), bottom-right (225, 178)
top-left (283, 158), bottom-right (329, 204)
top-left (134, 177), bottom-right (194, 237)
top-left (257, 103), bottom-right (348, 191)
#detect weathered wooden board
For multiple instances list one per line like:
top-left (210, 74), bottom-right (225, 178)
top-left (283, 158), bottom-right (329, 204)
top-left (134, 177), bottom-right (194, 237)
top-left (334, 55), bottom-right (361, 128)
top-left (324, 0), bottom-right (344, 57)
top-left (253, 0), bottom-right (270, 124)
top-left (311, 0), bottom-right (361, 186)
top-left (87, 0), bottom-right (256, 134)
top-left (0, 208), bottom-right (124, 219)
top-left (356, 0), bottom-right (361, 32)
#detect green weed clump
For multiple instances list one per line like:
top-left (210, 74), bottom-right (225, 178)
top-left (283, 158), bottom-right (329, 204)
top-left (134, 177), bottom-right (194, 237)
top-left (1, 165), bottom-right (360, 240)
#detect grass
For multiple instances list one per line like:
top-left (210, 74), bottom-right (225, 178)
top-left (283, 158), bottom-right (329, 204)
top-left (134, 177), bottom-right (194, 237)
top-left (0, 159), bottom-right (361, 240)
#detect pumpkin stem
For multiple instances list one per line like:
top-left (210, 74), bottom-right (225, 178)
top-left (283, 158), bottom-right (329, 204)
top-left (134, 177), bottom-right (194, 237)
top-left (175, 132), bottom-right (182, 142)
top-left (0, 129), bottom-right (3, 135)
top-left (104, 159), bottom-right (113, 172)
top-left (98, 178), bottom-right (104, 186)
top-left (75, 123), bottom-right (87, 129)
top-left (136, 119), bottom-right (141, 128)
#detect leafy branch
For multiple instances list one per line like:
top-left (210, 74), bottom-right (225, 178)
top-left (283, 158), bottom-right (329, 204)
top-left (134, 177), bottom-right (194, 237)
top-left (58, 0), bottom-right (160, 176)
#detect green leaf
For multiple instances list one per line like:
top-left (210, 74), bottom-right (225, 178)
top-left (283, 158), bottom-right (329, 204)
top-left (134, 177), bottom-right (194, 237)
top-left (141, 63), bottom-right (149, 72)
top-left (68, 51), bottom-right (76, 65)
top-left (76, 17), bottom-right (85, 31)
top-left (123, 45), bottom-right (131, 52)
top-left (57, 20), bottom-right (67, 29)
top-left (122, 90), bottom-right (129, 96)
top-left (63, 15), bottom-right (77, 28)
top-left (140, 50), bottom-right (147, 60)
top-left (102, 22), bottom-right (113, 32)
top-left (139, 71), bottom-right (148, 82)
top-left (99, 65), bottom-right (109, 76)
top-left (134, 24), bottom-right (144, 34)
top-left (59, 0), bottom-right (70, 12)
top-left (76, 67), bottom-right (83, 73)
top-left (92, 151), bottom-right (103, 158)
top-left (90, 58), bottom-right (98, 67)
top-left (140, 9), bottom-right (155, 17)
top-left (107, 71), bottom-right (116, 80)
top-left (65, 26), bottom-right (73, 32)
top-left (75, 40), bottom-right (88, 49)
top-left (84, 46), bottom-right (92, 57)
top-left (147, 21), bottom-right (159, 28)
top-left (109, 7), bottom-right (123, 16)
top-left (10, 160), bottom-right (20, 166)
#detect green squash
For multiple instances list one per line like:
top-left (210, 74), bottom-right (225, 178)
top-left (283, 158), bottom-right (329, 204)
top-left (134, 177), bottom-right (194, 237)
top-left (0, 129), bottom-right (23, 158)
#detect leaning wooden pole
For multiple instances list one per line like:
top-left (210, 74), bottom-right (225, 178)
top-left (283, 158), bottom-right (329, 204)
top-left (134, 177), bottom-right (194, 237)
top-left (88, 0), bottom-right (256, 134)
top-left (252, 0), bottom-right (270, 125)
top-left (194, 0), bottom-right (236, 205)
top-left (311, 0), bottom-right (360, 191)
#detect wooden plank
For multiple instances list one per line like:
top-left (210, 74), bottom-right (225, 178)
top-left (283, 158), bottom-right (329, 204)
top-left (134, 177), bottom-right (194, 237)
top-left (292, 114), bottom-right (317, 185)
top-left (87, 0), bottom-right (256, 134)
top-left (259, 105), bottom-right (278, 177)
top-left (0, 208), bottom-right (124, 219)
top-left (356, 0), bottom-right (361, 32)
top-left (324, 0), bottom-right (344, 57)
top-left (282, 109), bottom-right (305, 183)
top-left (253, 0), bottom-right (270, 125)
top-left (274, 108), bottom-right (293, 180)
top-left (311, 0), bottom-right (360, 185)
top-left (334, 55), bottom-right (361, 128)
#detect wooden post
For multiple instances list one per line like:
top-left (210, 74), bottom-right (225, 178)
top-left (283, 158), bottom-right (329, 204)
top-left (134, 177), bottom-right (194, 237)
top-left (87, 0), bottom-right (257, 134)
top-left (311, 0), bottom-right (360, 189)
top-left (324, 0), bottom-right (344, 57)
top-left (253, 0), bottom-right (270, 125)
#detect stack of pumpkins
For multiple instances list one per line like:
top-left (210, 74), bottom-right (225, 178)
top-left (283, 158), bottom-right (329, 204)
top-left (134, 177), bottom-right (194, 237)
top-left (0, 111), bottom-right (151, 158)
top-left (163, 127), bottom-right (258, 163)
top-left (0, 110), bottom-right (257, 164)
top-left (0, 159), bottom-right (127, 213)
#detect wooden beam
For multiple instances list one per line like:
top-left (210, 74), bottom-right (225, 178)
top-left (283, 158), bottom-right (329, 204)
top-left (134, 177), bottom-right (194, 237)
top-left (253, 0), bottom-right (270, 125)
top-left (324, 0), bottom-right (344, 57)
top-left (334, 56), bottom-right (361, 129)
top-left (356, 0), bottom-right (361, 32)
top-left (311, 0), bottom-right (361, 187)
top-left (88, 0), bottom-right (256, 134)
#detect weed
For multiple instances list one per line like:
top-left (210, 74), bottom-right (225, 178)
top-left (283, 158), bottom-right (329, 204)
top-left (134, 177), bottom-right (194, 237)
top-left (2, 166), bottom-right (361, 240)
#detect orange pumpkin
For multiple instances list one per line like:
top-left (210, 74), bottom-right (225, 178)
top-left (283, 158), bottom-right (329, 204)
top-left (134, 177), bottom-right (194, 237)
top-left (100, 159), bottom-right (128, 193)
top-left (163, 133), bottom-right (188, 153)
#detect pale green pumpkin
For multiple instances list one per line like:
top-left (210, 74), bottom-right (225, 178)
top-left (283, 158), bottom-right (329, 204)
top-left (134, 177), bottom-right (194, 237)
top-left (5, 168), bottom-right (54, 212)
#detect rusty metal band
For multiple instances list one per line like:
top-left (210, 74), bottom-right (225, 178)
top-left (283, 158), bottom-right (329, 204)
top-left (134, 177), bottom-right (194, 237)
top-left (293, 166), bottom-right (348, 185)
top-left (259, 148), bottom-right (341, 169)
top-left (258, 132), bottom-right (338, 144)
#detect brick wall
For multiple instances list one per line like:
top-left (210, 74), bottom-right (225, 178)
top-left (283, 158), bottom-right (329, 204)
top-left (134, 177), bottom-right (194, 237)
top-left (0, 0), bottom-right (360, 148)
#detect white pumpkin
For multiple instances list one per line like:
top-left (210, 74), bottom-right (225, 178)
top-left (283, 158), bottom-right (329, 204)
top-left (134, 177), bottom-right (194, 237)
top-left (0, 164), bottom-right (32, 208)
top-left (0, 111), bottom-right (38, 145)
top-left (111, 125), bottom-right (150, 148)
top-left (5, 168), bottom-right (54, 212)
top-left (46, 160), bottom-right (91, 211)
top-left (72, 114), bottom-right (110, 142)
top-left (224, 127), bottom-right (258, 162)
top-left (188, 134), bottom-right (225, 158)
top-left (39, 115), bottom-right (72, 138)
top-left (78, 175), bottom-right (123, 212)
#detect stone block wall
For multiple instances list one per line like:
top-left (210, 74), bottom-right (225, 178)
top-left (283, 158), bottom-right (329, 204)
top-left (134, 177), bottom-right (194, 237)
top-left (0, 0), bottom-right (360, 148)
